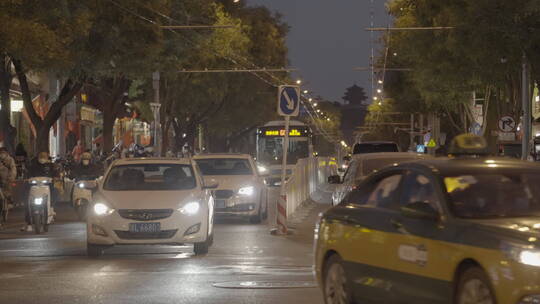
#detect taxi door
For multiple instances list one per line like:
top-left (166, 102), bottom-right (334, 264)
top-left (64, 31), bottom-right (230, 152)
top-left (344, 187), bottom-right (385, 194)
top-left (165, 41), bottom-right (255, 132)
top-left (389, 169), bottom-right (455, 304)
top-left (334, 170), bottom-right (406, 303)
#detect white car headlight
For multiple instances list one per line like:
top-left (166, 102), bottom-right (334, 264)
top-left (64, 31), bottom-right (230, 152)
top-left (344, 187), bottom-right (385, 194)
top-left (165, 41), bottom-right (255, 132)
top-left (238, 186), bottom-right (254, 196)
top-left (180, 202), bottom-right (200, 215)
top-left (78, 183), bottom-right (85, 189)
top-left (34, 197), bottom-right (43, 205)
top-left (30, 180), bottom-right (38, 185)
top-left (93, 203), bottom-right (112, 216)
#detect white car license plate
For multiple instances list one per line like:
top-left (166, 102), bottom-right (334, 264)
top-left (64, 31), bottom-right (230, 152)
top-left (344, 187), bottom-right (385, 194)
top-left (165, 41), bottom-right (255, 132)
top-left (129, 222), bottom-right (161, 233)
top-left (215, 200), bottom-right (226, 208)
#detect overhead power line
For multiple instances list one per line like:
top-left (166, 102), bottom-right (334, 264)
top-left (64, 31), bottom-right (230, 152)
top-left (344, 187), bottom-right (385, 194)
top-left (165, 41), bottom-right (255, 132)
top-left (177, 68), bottom-right (298, 73)
top-left (161, 25), bottom-right (236, 30)
top-left (354, 67), bottom-right (412, 71)
top-left (366, 27), bottom-right (455, 31)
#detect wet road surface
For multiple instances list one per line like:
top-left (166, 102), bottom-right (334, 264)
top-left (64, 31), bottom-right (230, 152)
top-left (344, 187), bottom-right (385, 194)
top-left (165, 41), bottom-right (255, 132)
top-left (0, 190), bottom-right (325, 304)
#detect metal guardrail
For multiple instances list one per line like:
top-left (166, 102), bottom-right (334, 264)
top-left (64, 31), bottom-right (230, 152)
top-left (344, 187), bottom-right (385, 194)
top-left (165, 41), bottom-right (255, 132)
top-left (284, 157), bottom-right (337, 218)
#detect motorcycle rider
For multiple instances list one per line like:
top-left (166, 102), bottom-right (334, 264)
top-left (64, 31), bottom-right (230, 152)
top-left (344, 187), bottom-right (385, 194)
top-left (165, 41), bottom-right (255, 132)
top-left (70, 152), bottom-right (102, 180)
top-left (22, 151), bottom-right (57, 232)
top-left (0, 142), bottom-right (17, 228)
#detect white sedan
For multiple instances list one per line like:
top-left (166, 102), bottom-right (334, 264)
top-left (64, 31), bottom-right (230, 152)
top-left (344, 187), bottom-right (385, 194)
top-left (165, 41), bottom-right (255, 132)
top-left (85, 158), bottom-right (216, 257)
top-left (193, 154), bottom-right (268, 223)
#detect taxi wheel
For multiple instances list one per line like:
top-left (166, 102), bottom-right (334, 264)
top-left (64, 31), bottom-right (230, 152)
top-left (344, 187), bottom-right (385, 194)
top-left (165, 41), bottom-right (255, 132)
top-left (455, 266), bottom-right (496, 304)
top-left (324, 255), bottom-right (353, 304)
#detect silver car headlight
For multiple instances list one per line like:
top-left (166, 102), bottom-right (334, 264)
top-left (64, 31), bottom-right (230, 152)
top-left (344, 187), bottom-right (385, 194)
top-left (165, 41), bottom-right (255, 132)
top-left (257, 165), bottom-right (268, 174)
top-left (180, 201), bottom-right (200, 215)
top-left (93, 202), bottom-right (113, 216)
top-left (238, 186), bottom-right (254, 196)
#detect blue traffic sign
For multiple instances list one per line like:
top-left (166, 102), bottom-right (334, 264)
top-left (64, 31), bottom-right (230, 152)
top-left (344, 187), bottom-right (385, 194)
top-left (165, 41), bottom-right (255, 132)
top-left (278, 86), bottom-right (300, 117)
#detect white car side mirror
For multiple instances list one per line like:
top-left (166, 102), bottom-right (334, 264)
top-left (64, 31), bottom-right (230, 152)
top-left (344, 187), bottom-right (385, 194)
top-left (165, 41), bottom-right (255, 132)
top-left (81, 180), bottom-right (98, 191)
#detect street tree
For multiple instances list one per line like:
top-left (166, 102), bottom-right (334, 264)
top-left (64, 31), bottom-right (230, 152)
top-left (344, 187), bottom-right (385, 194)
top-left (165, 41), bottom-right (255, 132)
top-left (1, 0), bottom-right (91, 152)
top-left (372, 0), bottom-right (540, 148)
top-left (82, 0), bottom-right (167, 152)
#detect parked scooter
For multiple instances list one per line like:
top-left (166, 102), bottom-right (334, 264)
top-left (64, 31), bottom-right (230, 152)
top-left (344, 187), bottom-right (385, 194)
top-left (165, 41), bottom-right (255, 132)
top-left (71, 176), bottom-right (97, 220)
top-left (28, 177), bottom-right (55, 234)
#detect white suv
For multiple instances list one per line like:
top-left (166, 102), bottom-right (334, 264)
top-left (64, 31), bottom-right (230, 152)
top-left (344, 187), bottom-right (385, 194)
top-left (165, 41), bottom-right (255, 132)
top-left (85, 158), bottom-right (216, 257)
top-left (193, 154), bottom-right (268, 223)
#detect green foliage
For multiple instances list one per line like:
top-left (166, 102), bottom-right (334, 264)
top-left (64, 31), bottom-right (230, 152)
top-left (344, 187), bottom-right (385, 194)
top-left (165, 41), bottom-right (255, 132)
top-left (0, 0), bottom-right (93, 75)
top-left (373, 0), bottom-right (540, 137)
top-left (158, 2), bottom-right (290, 151)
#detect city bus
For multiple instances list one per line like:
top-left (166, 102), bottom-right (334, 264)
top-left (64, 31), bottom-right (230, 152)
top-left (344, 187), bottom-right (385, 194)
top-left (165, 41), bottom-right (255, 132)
top-left (256, 120), bottom-right (313, 186)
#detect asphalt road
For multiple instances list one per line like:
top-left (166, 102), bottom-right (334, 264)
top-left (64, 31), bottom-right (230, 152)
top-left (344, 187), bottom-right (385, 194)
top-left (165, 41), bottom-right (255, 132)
top-left (0, 189), bottom-right (325, 304)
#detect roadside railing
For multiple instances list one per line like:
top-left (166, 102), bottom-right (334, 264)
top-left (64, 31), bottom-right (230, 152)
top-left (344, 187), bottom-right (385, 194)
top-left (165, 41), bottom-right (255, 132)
top-left (284, 157), bottom-right (337, 218)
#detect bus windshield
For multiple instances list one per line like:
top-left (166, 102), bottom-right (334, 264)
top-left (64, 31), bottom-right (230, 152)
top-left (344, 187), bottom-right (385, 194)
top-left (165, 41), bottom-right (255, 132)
top-left (257, 137), bottom-right (309, 165)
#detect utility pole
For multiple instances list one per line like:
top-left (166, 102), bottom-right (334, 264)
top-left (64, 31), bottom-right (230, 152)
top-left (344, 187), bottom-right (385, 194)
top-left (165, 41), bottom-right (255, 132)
top-left (522, 54), bottom-right (531, 160)
top-left (151, 71), bottom-right (161, 156)
top-left (410, 113), bottom-right (415, 151)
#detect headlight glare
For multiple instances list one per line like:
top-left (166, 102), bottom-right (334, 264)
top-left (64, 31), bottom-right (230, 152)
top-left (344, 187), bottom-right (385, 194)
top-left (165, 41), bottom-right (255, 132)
top-left (502, 241), bottom-right (540, 267)
top-left (34, 197), bottom-right (43, 205)
top-left (238, 186), bottom-right (254, 196)
top-left (93, 203), bottom-right (111, 216)
top-left (520, 250), bottom-right (540, 267)
top-left (181, 202), bottom-right (200, 215)
top-left (257, 165), bottom-right (268, 174)
top-left (78, 183), bottom-right (85, 189)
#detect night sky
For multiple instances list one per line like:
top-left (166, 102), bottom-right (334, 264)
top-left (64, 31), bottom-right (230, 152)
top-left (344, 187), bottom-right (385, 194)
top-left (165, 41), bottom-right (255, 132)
top-left (246, 0), bottom-right (390, 103)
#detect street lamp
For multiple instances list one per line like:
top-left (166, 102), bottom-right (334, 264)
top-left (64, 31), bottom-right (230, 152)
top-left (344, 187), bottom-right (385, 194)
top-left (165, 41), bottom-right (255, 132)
top-left (377, 89), bottom-right (382, 93)
top-left (296, 79), bottom-right (302, 85)
top-left (313, 103), bottom-right (318, 107)
top-left (303, 90), bottom-right (309, 94)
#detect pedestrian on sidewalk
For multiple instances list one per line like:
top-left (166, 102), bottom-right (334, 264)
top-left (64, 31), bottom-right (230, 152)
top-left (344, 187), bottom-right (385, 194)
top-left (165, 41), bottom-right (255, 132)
top-left (0, 142), bottom-right (17, 228)
top-left (72, 140), bottom-right (84, 163)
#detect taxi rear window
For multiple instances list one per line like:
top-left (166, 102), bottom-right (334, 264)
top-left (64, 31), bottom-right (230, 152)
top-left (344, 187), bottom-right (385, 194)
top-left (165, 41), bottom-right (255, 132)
top-left (444, 173), bottom-right (540, 218)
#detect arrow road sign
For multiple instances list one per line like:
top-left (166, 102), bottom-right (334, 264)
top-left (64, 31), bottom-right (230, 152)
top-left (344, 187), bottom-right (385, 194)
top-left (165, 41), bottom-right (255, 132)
top-left (278, 85), bottom-right (300, 117)
top-left (498, 116), bottom-right (516, 132)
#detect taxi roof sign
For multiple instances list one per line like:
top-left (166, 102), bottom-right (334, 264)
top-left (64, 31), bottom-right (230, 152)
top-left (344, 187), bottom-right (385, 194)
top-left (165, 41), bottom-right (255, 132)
top-left (448, 133), bottom-right (489, 156)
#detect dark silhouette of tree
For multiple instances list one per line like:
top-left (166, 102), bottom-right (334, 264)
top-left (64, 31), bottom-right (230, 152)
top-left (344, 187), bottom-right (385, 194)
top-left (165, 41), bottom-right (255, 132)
top-left (342, 84), bottom-right (368, 105)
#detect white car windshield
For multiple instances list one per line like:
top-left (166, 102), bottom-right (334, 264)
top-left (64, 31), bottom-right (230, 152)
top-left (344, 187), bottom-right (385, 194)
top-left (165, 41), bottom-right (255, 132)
top-left (104, 164), bottom-right (196, 191)
top-left (195, 159), bottom-right (253, 176)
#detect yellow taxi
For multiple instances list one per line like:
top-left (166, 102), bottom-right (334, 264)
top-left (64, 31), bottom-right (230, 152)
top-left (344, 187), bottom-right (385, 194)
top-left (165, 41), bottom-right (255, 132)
top-left (314, 135), bottom-right (540, 304)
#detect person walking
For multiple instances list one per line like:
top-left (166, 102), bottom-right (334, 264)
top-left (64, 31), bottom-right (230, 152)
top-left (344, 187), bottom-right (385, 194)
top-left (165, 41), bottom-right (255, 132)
top-left (0, 142), bottom-right (17, 228)
top-left (72, 140), bottom-right (84, 163)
